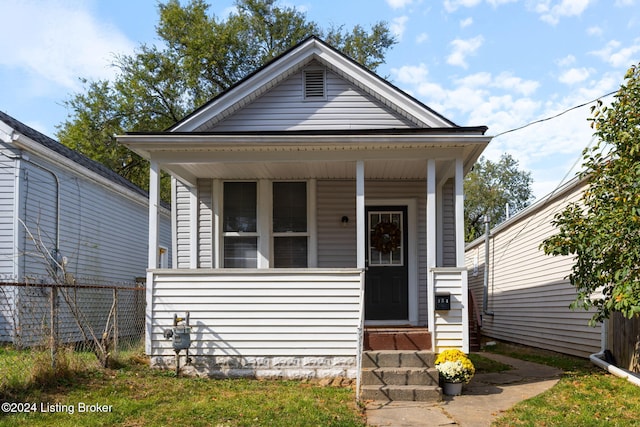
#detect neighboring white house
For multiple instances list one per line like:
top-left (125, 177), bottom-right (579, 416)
top-left (465, 177), bottom-right (602, 358)
top-left (0, 111), bottom-right (172, 344)
top-left (119, 36), bottom-right (492, 379)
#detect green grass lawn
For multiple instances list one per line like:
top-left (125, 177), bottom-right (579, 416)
top-left (4, 343), bottom-right (638, 426)
top-left (486, 342), bottom-right (640, 426)
top-left (0, 348), bottom-right (365, 427)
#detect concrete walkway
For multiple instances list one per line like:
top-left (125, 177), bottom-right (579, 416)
top-left (365, 352), bottom-right (563, 427)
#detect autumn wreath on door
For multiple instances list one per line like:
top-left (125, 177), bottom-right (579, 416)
top-left (371, 221), bottom-right (401, 254)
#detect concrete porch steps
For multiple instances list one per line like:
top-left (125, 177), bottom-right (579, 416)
top-left (360, 350), bottom-right (442, 403)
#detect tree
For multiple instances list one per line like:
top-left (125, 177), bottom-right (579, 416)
top-left (464, 153), bottom-right (533, 241)
top-left (542, 63), bottom-right (640, 326)
top-left (56, 0), bottom-right (396, 200)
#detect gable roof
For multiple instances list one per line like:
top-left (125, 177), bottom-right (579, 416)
top-left (170, 36), bottom-right (459, 132)
top-left (0, 110), bottom-right (148, 199)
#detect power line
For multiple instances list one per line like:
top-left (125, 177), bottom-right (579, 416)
top-left (493, 90), bottom-right (618, 138)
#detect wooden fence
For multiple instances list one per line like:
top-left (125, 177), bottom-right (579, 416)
top-left (608, 312), bottom-right (640, 373)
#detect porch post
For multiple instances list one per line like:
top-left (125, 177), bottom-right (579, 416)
top-left (148, 159), bottom-right (160, 270)
top-left (426, 159), bottom-right (436, 347)
top-left (456, 157), bottom-right (470, 352)
top-left (356, 160), bottom-right (365, 269)
top-left (455, 158), bottom-right (465, 267)
top-left (146, 159), bottom-right (160, 355)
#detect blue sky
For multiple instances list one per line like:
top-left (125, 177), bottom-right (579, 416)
top-left (1, 0), bottom-right (638, 199)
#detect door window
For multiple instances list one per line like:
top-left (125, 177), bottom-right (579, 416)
top-left (368, 211), bottom-right (404, 266)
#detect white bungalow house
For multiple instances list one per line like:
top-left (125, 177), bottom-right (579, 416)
top-left (119, 36), bottom-right (491, 380)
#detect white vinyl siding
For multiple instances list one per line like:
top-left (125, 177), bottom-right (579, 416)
top-left (175, 180), bottom-right (192, 269)
top-left (149, 269), bottom-right (363, 357)
top-left (465, 179), bottom-right (600, 357)
top-left (16, 157), bottom-right (171, 283)
top-left (0, 158), bottom-right (17, 276)
top-left (208, 68), bottom-right (415, 132)
top-left (198, 179), bottom-right (213, 268)
top-left (0, 157), bottom-right (17, 341)
top-left (316, 180), bottom-right (356, 268)
top-left (432, 268), bottom-right (467, 352)
top-left (442, 178), bottom-right (456, 267)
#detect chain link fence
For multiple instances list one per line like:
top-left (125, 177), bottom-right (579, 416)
top-left (0, 277), bottom-right (145, 394)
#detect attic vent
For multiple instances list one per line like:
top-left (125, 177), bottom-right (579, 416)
top-left (304, 69), bottom-right (326, 99)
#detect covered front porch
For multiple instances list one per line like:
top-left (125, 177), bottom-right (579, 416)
top-left (132, 133), bottom-right (483, 374)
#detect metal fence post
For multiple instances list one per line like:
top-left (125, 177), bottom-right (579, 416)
top-left (113, 288), bottom-right (119, 353)
top-left (50, 285), bottom-right (58, 370)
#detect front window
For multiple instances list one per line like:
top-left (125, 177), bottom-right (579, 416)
top-left (273, 182), bottom-right (308, 268)
top-left (223, 182), bottom-right (258, 268)
top-left (221, 181), bottom-right (309, 268)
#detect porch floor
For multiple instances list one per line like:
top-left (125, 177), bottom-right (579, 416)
top-left (363, 327), bottom-right (432, 351)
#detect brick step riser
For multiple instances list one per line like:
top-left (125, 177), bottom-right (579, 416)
top-left (364, 332), bottom-right (432, 351)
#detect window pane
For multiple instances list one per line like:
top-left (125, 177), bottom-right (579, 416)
top-left (224, 182), bottom-right (257, 232)
top-left (274, 237), bottom-right (308, 268)
top-left (273, 182), bottom-right (307, 232)
top-left (224, 237), bottom-right (257, 268)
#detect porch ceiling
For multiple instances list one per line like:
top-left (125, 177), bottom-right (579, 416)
top-left (170, 159), bottom-right (436, 180)
top-left (118, 130), bottom-right (491, 185)
top-left (162, 158), bottom-right (464, 186)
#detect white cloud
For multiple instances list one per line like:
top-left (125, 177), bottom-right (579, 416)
top-left (590, 40), bottom-right (640, 68)
top-left (391, 16), bottom-right (410, 40)
top-left (447, 36), bottom-right (484, 68)
top-left (558, 67), bottom-right (592, 84)
top-left (493, 72), bottom-right (541, 96)
top-left (444, 0), bottom-right (516, 12)
top-left (556, 54), bottom-right (576, 67)
top-left (587, 26), bottom-right (603, 37)
top-left (455, 72), bottom-right (493, 87)
top-left (443, 0), bottom-right (482, 12)
top-left (386, 0), bottom-right (414, 9)
top-left (0, 0), bottom-right (134, 92)
top-left (460, 17), bottom-right (474, 27)
top-left (615, 0), bottom-right (635, 5)
top-left (534, 0), bottom-right (594, 25)
top-left (416, 33), bottom-right (430, 43)
top-left (392, 63), bottom-right (430, 85)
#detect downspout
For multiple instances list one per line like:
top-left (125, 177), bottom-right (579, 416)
top-left (590, 319), bottom-right (640, 387)
top-left (482, 215), bottom-right (494, 316)
top-left (22, 158), bottom-right (61, 255)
